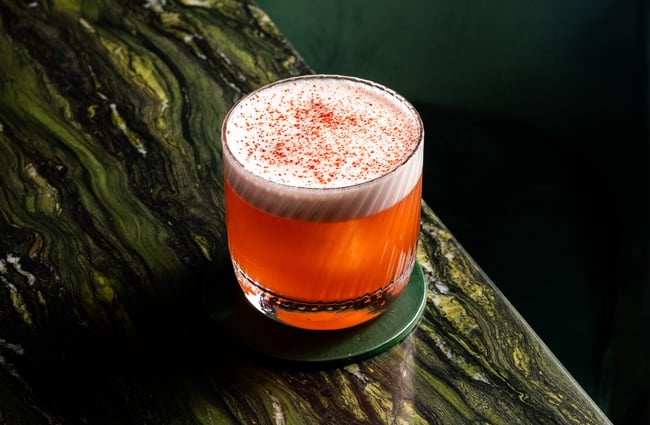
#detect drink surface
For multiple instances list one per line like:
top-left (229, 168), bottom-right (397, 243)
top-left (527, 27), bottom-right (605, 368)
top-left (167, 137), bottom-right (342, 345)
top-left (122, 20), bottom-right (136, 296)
top-left (222, 75), bottom-right (423, 222)
top-left (223, 76), bottom-right (421, 188)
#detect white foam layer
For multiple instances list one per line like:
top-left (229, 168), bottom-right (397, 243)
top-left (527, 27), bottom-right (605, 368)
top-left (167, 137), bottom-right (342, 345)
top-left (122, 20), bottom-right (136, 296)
top-left (222, 75), bottom-right (424, 221)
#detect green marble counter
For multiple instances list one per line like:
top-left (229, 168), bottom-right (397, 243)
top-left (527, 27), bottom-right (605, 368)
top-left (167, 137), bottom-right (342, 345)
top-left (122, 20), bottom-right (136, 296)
top-left (0, 1), bottom-right (612, 423)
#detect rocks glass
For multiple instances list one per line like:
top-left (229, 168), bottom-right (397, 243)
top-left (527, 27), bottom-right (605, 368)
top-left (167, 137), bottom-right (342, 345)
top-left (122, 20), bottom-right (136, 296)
top-left (221, 75), bottom-right (423, 330)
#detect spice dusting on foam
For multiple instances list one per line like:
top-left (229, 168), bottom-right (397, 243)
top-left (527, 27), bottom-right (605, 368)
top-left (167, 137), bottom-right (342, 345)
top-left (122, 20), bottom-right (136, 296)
top-left (224, 77), bottom-right (421, 188)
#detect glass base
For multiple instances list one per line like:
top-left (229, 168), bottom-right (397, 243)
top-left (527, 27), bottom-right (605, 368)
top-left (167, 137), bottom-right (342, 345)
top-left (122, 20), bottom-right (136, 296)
top-left (206, 261), bottom-right (427, 365)
top-left (233, 261), bottom-right (413, 330)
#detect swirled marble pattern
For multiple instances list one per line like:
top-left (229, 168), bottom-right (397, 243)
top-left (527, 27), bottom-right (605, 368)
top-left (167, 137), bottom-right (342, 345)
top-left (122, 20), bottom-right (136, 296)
top-left (0, 0), bottom-right (307, 336)
top-left (0, 1), bottom-right (610, 424)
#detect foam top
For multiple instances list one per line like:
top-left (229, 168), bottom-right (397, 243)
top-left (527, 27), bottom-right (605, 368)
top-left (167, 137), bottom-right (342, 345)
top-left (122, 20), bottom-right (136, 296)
top-left (222, 75), bottom-right (423, 221)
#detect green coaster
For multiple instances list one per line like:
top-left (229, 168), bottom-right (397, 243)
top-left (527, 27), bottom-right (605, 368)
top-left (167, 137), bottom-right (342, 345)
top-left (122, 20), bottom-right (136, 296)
top-left (210, 262), bottom-right (427, 365)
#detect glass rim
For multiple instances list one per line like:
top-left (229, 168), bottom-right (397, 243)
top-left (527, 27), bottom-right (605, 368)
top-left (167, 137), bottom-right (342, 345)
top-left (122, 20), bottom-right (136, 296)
top-left (221, 73), bottom-right (424, 194)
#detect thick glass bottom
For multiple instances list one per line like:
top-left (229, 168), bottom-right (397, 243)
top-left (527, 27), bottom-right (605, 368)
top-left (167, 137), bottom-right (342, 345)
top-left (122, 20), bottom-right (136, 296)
top-left (232, 260), bottom-right (414, 331)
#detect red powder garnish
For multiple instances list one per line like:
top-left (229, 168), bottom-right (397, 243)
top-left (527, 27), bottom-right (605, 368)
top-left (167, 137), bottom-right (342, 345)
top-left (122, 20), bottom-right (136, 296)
top-left (225, 78), bottom-right (420, 188)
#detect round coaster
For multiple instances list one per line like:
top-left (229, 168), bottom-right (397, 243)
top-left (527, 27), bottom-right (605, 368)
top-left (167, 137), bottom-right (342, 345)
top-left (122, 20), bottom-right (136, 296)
top-left (209, 262), bottom-right (427, 365)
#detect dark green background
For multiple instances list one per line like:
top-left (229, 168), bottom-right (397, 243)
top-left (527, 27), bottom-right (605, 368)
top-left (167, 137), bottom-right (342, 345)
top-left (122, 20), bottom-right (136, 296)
top-left (256, 1), bottom-right (648, 423)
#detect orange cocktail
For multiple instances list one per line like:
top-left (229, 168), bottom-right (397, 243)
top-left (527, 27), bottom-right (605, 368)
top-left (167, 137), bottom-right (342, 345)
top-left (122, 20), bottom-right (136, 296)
top-left (221, 75), bottom-right (424, 330)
